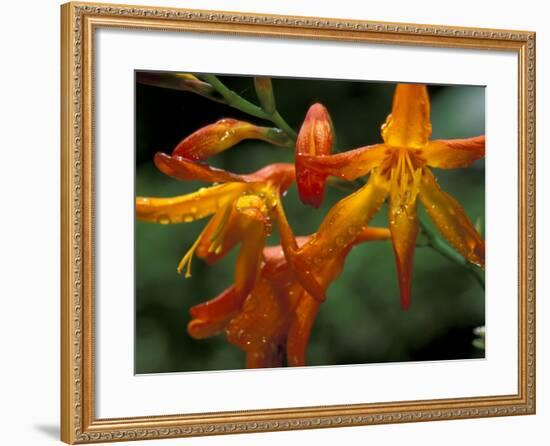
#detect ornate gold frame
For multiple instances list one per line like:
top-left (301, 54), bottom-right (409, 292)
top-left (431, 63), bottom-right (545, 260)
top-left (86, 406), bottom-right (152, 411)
top-left (60, 2), bottom-right (536, 444)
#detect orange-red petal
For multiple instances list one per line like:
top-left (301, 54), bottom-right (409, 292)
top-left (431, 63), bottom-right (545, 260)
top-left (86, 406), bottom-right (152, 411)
top-left (286, 292), bottom-right (320, 367)
top-left (297, 144), bottom-right (387, 181)
top-left (187, 286), bottom-right (239, 339)
top-left (246, 163), bottom-right (296, 192)
top-left (154, 152), bottom-right (247, 183)
top-left (422, 135), bottom-right (485, 169)
top-left (419, 169), bottom-right (485, 267)
top-left (388, 195), bottom-right (419, 310)
top-left (225, 276), bottom-right (290, 368)
top-left (381, 84), bottom-right (432, 149)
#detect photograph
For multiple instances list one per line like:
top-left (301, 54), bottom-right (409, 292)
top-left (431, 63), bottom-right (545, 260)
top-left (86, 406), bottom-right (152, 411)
top-left (134, 72), bottom-right (486, 373)
top-left (58, 3), bottom-right (536, 443)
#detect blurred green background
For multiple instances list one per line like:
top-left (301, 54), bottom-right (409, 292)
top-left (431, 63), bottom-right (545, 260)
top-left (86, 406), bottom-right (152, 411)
top-left (135, 73), bottom-right (485, 374)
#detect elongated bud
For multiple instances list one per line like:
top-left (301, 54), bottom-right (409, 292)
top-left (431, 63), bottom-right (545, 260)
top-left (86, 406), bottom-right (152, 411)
top-left (254, 77), bottom-right (276, 114)
top-left (295, 103), bottom-right (334, 208)
top-left (173, 119), bottom-right (293, 160)
top-left (136, 72), bottom-right (225, 103)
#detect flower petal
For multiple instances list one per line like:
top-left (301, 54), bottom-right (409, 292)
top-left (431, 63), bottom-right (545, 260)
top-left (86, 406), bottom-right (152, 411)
top-left (419, 169), bottom-right (485, 267)
top-left (235, 203), bottom-right (267, 299)
top-left (154, 152), bottom-right (248, 183)
top-left (381, 84), bottom-right (432, 148)
top-left (301, 169), bottom-right (390, 269)
top-left (246, 163), bottom-right (296, 193)
top-left (388, 194), bottom-right (419, 310)
top-left (286, 292), bottom-right (320, 367)
top-left (225, 277), bottom-right (290, 368)
top-left (173, 118), bottom-right (292, 160)
top-left (274, 199), bottom-right (328, 303)
top-left (187, 285), bottom-right (239, 339)
top-left (136, 183), bottom-right (247, 224)
top-left (297, 144), bottom-right (387, 181)
top-left (422, 135), bottom-right (485, 169)
top-left (295, 103), bottom-right (334, 207)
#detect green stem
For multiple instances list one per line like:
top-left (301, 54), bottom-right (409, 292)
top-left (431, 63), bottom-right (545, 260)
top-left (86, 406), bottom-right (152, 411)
top-left (418, 216), bottom-right (485, 290)
top-left (201, 74), bottom-right (297, 140)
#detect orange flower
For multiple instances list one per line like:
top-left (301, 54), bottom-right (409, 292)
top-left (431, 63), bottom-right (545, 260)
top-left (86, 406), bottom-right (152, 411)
top-left (298, 84), bottom-right (485, 309)
top-left (136, 161), bottom-right (296, 304)
top-left (188, 227), bottom-right (390, 368)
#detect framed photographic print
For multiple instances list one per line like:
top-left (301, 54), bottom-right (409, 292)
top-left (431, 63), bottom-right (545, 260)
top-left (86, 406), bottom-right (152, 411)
top-left (60, 2), bottom-right (536, 443)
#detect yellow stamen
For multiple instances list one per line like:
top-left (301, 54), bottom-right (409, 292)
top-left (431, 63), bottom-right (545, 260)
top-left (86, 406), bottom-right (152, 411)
top-left (177, 235), bottom-right (202, 278)
top-left (207, 205), bottom-right (232, 254)
top-left (177, 221), bottom-right (215, 278)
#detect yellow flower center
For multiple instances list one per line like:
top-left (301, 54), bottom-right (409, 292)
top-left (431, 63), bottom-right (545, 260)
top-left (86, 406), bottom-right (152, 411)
top-left (380, 147), bottom-right (424, 217)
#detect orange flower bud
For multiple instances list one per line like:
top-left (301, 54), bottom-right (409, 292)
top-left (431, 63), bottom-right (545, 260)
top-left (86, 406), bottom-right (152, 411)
top-left (173, 118), bottom-right (292, 160)
top-left (295, 103), bottom-right (334, 208)
top-left (136, 72), bottom-right (224, 103)
top-left (254, 77), bottom-right (276, 114)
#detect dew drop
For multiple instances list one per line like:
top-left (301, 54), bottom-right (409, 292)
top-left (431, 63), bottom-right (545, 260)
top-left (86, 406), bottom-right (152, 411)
top-left (157, 215), bottom-right (171, 224)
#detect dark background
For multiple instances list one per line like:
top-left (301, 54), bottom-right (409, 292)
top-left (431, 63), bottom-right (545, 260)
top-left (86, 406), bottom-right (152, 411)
top-left (135, 73), bottom-right (485, 374)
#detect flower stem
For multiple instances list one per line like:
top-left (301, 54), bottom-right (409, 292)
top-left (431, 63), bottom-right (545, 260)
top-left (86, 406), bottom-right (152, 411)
top-left (418, 216), bottom-right (485, 290)
top-left (200, 74), bottom-right (298, 140)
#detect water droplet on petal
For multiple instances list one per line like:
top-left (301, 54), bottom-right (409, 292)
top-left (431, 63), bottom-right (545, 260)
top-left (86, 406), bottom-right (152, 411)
top-left (158, 215), bottom-right (171, 224)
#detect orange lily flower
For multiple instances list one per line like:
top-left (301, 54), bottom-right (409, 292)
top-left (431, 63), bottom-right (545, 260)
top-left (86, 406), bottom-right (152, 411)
top-left (297, 84), bottom-right (485, 309)
top-left (188, 227), bottom-right (390, 368)
top-left (136, 160), bottom-right (296, 305)
top-left (137, 115), bottom-right (329, 306)
top-left (136, 116), bottom-right (301, 303)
